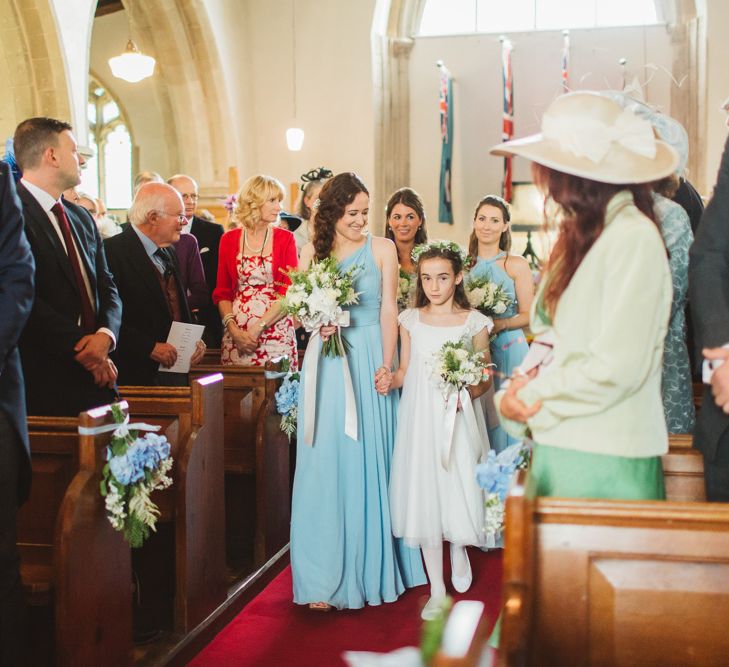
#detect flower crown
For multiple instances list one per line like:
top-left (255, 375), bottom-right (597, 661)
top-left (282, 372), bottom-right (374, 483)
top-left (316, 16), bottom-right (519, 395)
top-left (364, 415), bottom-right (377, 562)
top-left (411, 240), bottom-right (471, 269)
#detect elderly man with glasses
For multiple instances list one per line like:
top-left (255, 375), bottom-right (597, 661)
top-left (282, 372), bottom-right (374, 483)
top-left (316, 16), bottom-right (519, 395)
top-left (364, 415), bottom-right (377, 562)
top-left (104, 182), bottom-right (205, 386)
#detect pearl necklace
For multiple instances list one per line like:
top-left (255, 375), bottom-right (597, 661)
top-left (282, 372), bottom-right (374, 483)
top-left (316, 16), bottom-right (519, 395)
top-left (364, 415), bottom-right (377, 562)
top-left (244, 226), bottom-right (270, 256)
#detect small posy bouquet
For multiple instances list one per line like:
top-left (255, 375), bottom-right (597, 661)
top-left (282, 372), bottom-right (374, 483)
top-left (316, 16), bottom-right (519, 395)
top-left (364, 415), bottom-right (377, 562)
top-left (431, 338), bottom-right (489, 402)
top-left (465, 273), bottom-right (512, 318)
top-left (100, 404), bottom-right (174, 548)
top-left (397, 268), bottom-right (415, 310)
top-left (275, 363), bottom-right (300, 441)
top-left (475, 442), bottom-right (532, 544)
top-left (280, 256), bottom-right (360, 357)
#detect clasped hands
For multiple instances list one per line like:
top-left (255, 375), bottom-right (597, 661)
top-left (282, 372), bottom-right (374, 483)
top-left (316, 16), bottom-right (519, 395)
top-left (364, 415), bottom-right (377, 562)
top-left (150, 340), bottom-right (206, 368)
top-left (74, 332), bottom-right (117, 388)
top-left (498, 373), bottom-right (541, 423)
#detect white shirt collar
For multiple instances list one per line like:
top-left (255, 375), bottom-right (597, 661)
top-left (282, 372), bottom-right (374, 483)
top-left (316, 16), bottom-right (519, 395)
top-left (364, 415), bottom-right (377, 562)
top-left (21, 178), bottom-right (60, 213)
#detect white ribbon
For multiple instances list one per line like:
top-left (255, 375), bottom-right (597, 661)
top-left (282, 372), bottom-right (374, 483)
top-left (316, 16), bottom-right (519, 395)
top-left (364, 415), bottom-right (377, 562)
top-left (302, 312), bottom-right (358, 446)
top-left (542, 107), bottom-right (656, 163)
top-left (77, 413), bottom-right (162, 437)
top-left (441, 387), bottom-right (482, 471)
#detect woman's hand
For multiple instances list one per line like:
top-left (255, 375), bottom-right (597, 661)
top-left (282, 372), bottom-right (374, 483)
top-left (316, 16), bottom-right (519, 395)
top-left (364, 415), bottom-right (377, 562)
top-left (247, 317), bottom-right (263, 340)
top-left (374, 367), bottom-right (392, 395)
top-left (231, 328), bottom-right (258, 355)
top-left (319, 325), bottom-right (337, 341)
top-left (499, 375), bottom-right (541, 423)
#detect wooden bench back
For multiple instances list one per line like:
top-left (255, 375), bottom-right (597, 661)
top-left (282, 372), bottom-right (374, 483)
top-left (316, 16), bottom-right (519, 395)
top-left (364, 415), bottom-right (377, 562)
top-left (119, 374), bottom-right (226, 633)
top-left (499, 470), bottom-right (729, 667)
top-left (22, 404), bottom-right (132, 667)
top-left (664, 433), bottom-right (705, 502)
top-left (190, 360), bottom-right (291, 565)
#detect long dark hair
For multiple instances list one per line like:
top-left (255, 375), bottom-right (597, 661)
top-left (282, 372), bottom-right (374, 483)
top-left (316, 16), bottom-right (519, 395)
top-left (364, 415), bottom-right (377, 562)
top-left (385, 187), bottom-right (428, 246)
top-left (533, 163), bottom-right (658, 319)
top-left (313, 172), bottom-right (369, 260)
top-left (414, 246), bottom-right (471, 311)
top-left (468, 195), bottom-right (511, 264)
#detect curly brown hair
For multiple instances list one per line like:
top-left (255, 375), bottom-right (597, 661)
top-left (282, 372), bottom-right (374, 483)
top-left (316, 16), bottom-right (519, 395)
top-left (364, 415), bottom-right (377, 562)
top-left (468, 195), bottom-right (511, 264)
top-left (414, 246), bottom-right (471, 310)
top-left (313, 172), bottom-right (369, 260)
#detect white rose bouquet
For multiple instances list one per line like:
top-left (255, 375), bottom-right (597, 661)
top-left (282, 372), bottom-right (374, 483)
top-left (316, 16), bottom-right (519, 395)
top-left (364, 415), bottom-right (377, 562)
top-left (430, 338), bottom-right (489, 402)
top-left (280, 256), bottom-right (360, 357)
top-left (465, 273), bottom-right (512, 318)
top-left (397, 269), bottom-right (415, 310)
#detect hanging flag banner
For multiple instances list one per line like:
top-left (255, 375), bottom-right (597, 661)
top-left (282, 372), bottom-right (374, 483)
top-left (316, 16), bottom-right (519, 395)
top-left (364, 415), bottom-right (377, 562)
top-left (500, 38), bottom-right (514, 203)
top-left (561, 30), bottom-right (570, 93)
top-left (438, 61), bottom-right (454, 224)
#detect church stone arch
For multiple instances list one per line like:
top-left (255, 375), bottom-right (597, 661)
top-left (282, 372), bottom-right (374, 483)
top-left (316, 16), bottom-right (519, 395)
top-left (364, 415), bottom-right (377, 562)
top-left (0, 0), bottom-right (71, 142)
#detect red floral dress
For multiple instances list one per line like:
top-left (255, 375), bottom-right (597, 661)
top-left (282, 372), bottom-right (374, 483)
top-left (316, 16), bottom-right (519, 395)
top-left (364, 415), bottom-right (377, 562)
top-left (221, 251), bottom-right (298, 369)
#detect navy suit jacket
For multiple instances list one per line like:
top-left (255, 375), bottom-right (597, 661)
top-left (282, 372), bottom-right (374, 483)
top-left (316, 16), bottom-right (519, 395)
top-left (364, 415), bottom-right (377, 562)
top-left (0, 163), bottom-right (34, 501)
top-left (104, 224), bottom-right (192, 386)
top-left (690, 134), bottom-right (729, 461)
top-left (17, 181), bottom-right (122, 416)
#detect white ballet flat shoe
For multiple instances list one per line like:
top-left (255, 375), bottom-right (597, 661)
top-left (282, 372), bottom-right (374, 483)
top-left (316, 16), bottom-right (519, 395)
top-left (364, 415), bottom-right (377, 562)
top-left (421, 595), bottom-right (447, 621)
top-left (450, 545), bottom-right (472, 593)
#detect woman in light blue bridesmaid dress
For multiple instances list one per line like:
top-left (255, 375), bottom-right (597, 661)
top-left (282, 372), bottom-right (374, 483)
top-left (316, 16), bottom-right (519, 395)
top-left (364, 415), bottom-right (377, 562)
top-left (468, 195), bottom-right (534, 453)
top-left (290, 173), bottom-right (427, 610)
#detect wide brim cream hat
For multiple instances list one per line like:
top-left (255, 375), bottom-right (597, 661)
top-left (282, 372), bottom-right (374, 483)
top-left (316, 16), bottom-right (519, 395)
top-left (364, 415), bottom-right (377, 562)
top-left (490, 91), bottom-right (679, 184)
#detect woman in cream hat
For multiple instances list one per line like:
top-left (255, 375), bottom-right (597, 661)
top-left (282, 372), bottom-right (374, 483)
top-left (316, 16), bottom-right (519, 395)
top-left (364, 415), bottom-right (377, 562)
top-left (495, 90), bottom-right (678, 500)
top-left (488, 90), bottom-right (678, 649)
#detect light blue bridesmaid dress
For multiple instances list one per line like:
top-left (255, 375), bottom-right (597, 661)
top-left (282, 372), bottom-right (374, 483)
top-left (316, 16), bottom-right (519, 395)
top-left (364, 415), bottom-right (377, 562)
top-left (290, 235), bottom-right (427, 609)
top-left (470, 252), bottom-right (529, 453)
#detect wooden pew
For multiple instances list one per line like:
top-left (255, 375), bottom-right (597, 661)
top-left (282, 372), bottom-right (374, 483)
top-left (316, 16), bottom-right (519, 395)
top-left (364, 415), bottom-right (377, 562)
top-left (119, 373), bottom-right (226, 634)
top-left (190, 359), bottom-right (291, 566)
top-left (664, 433), bottom-right (705, 502)
top-left (20, 404), bottom-right (133, 667)
top-left (499, 470), bottom-right (729, 667)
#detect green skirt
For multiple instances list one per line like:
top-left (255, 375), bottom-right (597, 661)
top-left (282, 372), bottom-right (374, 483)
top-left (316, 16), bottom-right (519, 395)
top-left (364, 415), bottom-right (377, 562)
top-left (529, 443), bottom-right (665, 500)
top-left (488, 443), bottom-right (665, 648)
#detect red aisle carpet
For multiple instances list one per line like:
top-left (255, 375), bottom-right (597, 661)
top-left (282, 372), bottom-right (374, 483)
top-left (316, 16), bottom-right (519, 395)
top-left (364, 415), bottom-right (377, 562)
top-left (190, 549), bottom-right (502, 666)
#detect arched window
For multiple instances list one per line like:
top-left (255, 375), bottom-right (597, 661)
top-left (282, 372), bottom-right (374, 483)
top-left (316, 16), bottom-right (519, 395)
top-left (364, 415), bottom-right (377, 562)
top-left (418, 0), bottom-right (660, 36)
top-left (80, 79), bottom-right (134, 209)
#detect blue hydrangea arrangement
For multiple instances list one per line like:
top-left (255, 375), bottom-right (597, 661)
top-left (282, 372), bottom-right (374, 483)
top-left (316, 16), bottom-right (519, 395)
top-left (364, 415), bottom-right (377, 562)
top-left (275, 371), bottom-right (300, 441)
top-left (475, 442), bottom-right (531, 542)
top-left (100, 404), bottom-right (174, 547)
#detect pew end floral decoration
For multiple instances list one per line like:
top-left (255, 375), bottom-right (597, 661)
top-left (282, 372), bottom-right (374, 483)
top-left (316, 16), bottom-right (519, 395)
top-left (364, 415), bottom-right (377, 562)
top-left (475, 442), bottom-right (532, 545)
top-left (100, 404), bottom-right (174, 548)
top-left (280, 257), bottom-right (360, 357)
top-left (274, 357), bottom-right (300, 441)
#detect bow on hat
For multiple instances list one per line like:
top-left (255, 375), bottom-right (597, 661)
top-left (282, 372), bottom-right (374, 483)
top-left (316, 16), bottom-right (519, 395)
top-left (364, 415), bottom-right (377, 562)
top-left (542, 108), bottom-right (657, 164)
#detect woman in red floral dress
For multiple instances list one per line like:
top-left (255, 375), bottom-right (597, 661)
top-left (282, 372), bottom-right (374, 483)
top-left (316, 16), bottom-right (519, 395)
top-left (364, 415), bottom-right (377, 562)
top-left (214, 174), bottom-right (298, 369)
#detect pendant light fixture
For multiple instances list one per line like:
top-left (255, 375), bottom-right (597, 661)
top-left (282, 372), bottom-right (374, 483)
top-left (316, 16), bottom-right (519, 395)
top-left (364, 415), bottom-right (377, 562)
top-left (286, 0), bottom-right (304, 151)
top-left (108, 3), bottom-right (155, 83)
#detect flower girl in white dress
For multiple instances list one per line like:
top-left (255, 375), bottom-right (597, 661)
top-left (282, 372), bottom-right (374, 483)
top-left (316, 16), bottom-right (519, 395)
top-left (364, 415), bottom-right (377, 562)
top-left (379, 241), bottom-right (493, 620)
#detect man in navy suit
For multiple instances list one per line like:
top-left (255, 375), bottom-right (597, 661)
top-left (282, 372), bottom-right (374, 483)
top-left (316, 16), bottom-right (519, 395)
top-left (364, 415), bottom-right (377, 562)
top-left (0, 160), bottom-right (34, 664)
top-left (13, 117), bottom-right (122, 416)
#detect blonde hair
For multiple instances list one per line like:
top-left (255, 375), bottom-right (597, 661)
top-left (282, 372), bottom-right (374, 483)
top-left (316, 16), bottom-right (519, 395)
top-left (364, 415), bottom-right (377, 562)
top-left (232, 174), bottom-right (286, 229)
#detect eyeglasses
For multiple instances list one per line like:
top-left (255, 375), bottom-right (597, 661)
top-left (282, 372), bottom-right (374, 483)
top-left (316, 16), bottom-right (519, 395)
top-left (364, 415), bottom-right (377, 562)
top-left (180, 193), bottom-right (199, 202)
top-left (153, 210), bottom-right (186, 224)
